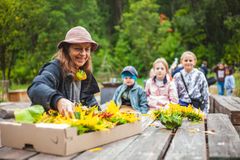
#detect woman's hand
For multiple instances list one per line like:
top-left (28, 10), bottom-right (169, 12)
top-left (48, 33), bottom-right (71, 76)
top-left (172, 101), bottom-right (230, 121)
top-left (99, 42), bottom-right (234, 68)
top-left (57, 98), bottom-right (75, 118)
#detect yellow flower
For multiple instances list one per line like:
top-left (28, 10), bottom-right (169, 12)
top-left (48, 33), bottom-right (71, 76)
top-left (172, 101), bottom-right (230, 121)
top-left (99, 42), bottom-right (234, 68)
top-left (106, 100), bottom-right (120, 115)
top-left (76, 70), bottom-right (87, 80)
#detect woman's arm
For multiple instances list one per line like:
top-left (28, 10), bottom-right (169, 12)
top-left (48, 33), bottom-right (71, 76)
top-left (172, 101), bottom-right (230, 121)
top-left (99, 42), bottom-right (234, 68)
top-left (27, 61), bottom-right (63, 110)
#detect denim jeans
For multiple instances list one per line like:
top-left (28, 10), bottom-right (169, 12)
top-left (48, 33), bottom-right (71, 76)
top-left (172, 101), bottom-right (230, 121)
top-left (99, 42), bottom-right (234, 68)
top-left (179, 100), bottom-right (189, 107)
top-left (217, 81), bottom-right (224, 95)
top-left (226, 89), bottom-right (233, 96)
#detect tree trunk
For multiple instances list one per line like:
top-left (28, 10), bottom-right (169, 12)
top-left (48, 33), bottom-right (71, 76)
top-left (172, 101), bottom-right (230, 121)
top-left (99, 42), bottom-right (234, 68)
top-left (109, 0), bottom-right (123, 34)
top-left (0, 45), bottom-right (6, 80)
top-left (7, 50), bottom-right (17, 82)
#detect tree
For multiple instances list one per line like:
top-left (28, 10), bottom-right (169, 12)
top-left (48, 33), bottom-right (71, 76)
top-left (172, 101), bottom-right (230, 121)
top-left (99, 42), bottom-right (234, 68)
top-left (223, 15), bottom-right (240, 66)
top-left (114, 0), bottom-right (182, 76)
top-left (0, 0), bottom-right (50, 82)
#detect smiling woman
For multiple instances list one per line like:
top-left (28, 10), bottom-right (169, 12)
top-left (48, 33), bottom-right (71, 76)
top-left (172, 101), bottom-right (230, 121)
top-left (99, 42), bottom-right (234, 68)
top-left (27, 26), bottom-right (100, 117)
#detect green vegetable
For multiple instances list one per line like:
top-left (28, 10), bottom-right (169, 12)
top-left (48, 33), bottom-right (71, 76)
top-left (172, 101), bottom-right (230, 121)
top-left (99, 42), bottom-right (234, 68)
top-left (14, 105), bottom-right (44, 123)
top-left (110, 117), bottom-right (127, 125)
top-left (187, 112), bottom-right (202, 122)
top-left (159, 113), bottom-right (182, 130)
top-left (74, 112), bottom-right (81, 119)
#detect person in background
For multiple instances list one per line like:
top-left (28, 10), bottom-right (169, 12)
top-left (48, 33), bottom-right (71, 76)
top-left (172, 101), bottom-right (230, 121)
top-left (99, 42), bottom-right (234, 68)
top-left (112, 66), bottom-right (149, 114)
top-left (145, 58), bottom-right (178, 109)
top-left (199, 60), bottom-right (208, 78)
top-left (149, 68), bottom-right (155, 79)
top-left (28, 26), bottom-right (100, 117)
top-left (224, 67), bottom-right (235, 96)
top-left (212, 62), bottom-right (226, 95)
top-left (169, 57), bottom-right (179, 76)
top-left (174, 51), bottom-right (209, 114)
top-left (172, 63), bottom-right (184, 77)
top-left (143, 68), bottom-right (155, 88)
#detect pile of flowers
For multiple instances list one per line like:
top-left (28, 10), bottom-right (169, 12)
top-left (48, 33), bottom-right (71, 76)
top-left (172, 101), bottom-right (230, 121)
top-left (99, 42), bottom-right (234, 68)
top-left (14, 101), bottom-right (140, 135)
top-left (151, 103), bottom-right (204, 130)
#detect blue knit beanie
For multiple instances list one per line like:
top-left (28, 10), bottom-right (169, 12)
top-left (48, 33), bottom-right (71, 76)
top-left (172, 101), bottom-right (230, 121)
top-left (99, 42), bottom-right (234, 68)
top-left (121, 71), bottom-right (137, 81)
top-left (121, 66), bottom-right (138, 81)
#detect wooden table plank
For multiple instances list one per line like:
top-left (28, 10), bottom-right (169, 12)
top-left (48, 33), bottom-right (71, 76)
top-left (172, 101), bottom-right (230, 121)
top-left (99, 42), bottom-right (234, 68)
top-left (114, 122), bottom-right (173, 160)
top-left (73, 135), bottom-right (138, 160)
top-left (234, 125), bottom-right (240, 136)
top-left (219, 96), bottom-right (240, 125)
top-left (28, 153), bottom-right (77, 160)
top-left (209, 94), bottom-right (217, 113)
top-left (214, 96), bottom-right (239, 112)
top-left (73, 116), bottom-right (154, 160)
top-left (214, 96), bottom-right (240, 125)
top-left (207, 113), bottom-right (240, 159)
top-left (165, 119), bottom-right (206, 160)
top-left (223, 96), bottom-right (240, 109)
top-left (231, 96), bottom-right (240, 106)
top-left (0, 147), bottom-right (37, 160)
top-left (223, 96), bottom-right (240, 125)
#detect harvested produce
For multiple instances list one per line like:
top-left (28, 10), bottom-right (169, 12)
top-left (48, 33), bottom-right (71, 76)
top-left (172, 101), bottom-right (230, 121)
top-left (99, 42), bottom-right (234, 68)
top-left (14, 100), bottom-right (140, 135)
top-left (151, 103), bottom-right (204, 130)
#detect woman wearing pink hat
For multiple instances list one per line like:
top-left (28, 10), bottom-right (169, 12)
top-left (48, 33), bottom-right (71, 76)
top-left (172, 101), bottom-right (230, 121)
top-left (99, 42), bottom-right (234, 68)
top-left (28, 26), bottom-right (100, 117)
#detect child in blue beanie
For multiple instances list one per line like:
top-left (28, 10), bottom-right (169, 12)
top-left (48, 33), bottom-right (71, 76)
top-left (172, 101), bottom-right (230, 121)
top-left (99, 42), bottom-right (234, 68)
top-left (112, 66), bottom-right (149, 114)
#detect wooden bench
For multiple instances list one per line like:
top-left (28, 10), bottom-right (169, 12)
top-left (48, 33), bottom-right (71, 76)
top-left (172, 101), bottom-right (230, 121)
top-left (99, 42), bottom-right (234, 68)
top-left (8, 90), bottom-right (30, 102)
top-left (0, 113), bottom-right (239, 159)
top-left (209, 95), bottom-right (240, 135)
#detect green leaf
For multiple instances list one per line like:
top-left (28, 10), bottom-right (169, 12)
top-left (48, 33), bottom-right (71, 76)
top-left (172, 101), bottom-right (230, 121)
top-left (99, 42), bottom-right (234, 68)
top-left (74, 112), bottom-right (80, 119)
top-left (14, 105), bottom-right (44, 123)
top-left (14, 109), bottom-right (35, 124)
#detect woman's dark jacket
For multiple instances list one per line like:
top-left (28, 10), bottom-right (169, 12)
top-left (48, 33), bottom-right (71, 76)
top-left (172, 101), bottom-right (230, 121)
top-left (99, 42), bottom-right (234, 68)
top-left (27, 59), bottom-right (100, 111)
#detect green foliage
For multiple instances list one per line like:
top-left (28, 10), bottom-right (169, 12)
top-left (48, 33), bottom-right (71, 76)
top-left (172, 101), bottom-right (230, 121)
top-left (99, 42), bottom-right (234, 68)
top-left (169, 0), bottom-right (240, 68)
top-left (0, 0), bottom-right (50, 82)
top-left (114, 0), bottom-right (181, 76)
top-left (223, 15), bottom-right (240, 66)
top-left (9, 83), bottom-right (29, 90)
top-left (0, 0), bottom-right (240, 91)
top-left (1, 0), bottom-right (110, 84)
top-left (233, 71), bottom-right (240, 97)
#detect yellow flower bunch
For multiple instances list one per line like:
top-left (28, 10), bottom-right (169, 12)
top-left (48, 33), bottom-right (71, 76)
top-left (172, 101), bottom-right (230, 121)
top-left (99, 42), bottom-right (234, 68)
top-left (101, 100), bottom-right (140, 125)
top-left (36, 101), bottom-right (139, 135)
top-left (151, 103), bottom-right (204, 130)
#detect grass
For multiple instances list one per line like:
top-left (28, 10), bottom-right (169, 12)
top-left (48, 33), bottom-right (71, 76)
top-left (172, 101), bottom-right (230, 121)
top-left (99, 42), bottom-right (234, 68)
top-left (136, 78), bottom-right (146, 88)
top-left (9, 83), bottom-right (29, 90)
top-left (233, 71), bottom-right (240, 97)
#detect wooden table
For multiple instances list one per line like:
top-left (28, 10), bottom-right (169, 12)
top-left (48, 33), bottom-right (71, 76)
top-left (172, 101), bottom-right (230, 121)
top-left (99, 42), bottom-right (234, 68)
top-left (209, 95), bottom-right (240, 134)
top-left (0, 114), bottom-right (240, 160)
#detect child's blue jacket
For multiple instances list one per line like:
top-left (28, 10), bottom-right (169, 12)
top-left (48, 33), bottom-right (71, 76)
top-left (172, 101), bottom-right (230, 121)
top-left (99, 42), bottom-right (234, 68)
top-left (112, 83), bottom-right (149, 113)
